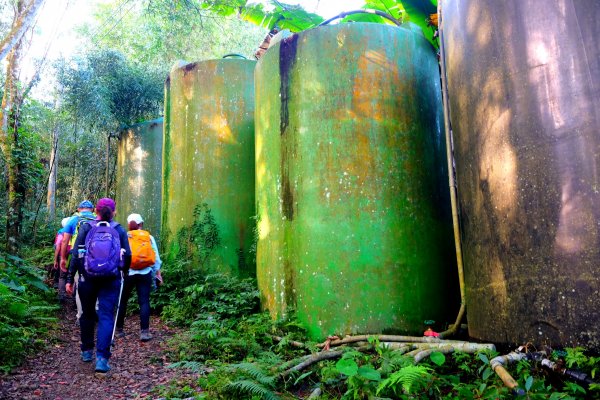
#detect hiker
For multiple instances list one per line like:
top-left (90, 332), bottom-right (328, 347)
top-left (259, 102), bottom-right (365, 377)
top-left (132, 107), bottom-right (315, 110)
top-left (115, 213), bottom-right (162, 342)
top-left (65, 198), bottom-right (131, 374)
top-left (52, 217), bottom-right (71, 291)
top-left (59, 200), bottom-right (96, 308)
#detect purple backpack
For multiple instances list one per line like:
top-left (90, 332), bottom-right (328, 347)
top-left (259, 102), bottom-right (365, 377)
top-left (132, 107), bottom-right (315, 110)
top-left (84, 220), bottom-right (122, 278)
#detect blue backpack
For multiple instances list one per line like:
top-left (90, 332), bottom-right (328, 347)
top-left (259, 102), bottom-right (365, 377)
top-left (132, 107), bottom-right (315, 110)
top-left (84, 221), bottom-right (122, 278)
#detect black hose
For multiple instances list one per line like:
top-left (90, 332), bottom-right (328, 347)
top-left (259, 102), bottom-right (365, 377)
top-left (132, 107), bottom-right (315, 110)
top-left (222, 53), bottom-right (248, 59)
top-left (319, 9), bottom-right (401, 27)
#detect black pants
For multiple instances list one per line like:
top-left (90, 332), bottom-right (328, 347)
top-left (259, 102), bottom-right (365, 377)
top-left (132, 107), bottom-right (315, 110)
top-left (115, 273), bottom-right (152, 331)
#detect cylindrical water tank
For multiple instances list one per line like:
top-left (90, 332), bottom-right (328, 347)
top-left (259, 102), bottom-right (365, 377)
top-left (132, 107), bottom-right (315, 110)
top-left (115, 118), bottom-right (163, 238)
top-left (162, 59), bottom-right (256, 275)
top-left (442, 0), bottom-right (600, 349)
top-left (256, 23), bottom-right (457, 340)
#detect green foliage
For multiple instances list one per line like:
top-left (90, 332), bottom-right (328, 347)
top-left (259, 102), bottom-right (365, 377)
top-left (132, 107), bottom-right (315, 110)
top-left (224, 379), bottom-right (279, 400)
top-left (166, 202), bottom-right (220, 268)
top-left (397, 0), bottom-right (437, 46)
top-left (0, 251), bottom-right (58, 373)
top-left (377, 364), bottom-right (433, 395)
top-left (161, 273), bottom-right (259, 325)
top-left (429, 351), bottom-right (445, 366)
top-left (56, 49), bottom-right (163, 130)
top-left (88, 0), bottom-right (266, 69)
top-left (220, 363), bottom-right (279, 400)
top-left (336, 358), bottom-right (359, 376)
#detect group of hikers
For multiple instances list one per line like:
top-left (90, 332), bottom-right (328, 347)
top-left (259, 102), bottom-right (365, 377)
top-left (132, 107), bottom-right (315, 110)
top-left (51, 198), bottom-right (162, 375)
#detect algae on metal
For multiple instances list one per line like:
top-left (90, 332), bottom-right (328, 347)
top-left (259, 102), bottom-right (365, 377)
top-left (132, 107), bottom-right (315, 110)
top-left (115, 118), bottom-right (163, 238)
top-left (256, 23), bottom-right (458, 341)
top-left (443, 0), bottom-right (600, 350)
top-left (162, 59), bottom-right (256, 275)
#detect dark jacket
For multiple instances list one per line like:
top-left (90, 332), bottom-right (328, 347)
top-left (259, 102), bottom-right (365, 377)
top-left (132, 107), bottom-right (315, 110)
top-left (66, 220), bottom-right (131, 284)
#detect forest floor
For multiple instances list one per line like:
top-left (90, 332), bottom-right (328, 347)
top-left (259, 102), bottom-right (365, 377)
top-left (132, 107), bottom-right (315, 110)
top-left (0, 303), bottom-right (200, 400)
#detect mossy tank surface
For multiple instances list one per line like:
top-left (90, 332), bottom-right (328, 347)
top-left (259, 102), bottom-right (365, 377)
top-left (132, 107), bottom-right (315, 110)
top-left (115, 118), bottom-right (163, 238)
top-left (162, 59), bottom-right (256, 275)
top-left (255, 23), bottom-right (458, 340)
top-left (442, 0), bottom-right (600, 349)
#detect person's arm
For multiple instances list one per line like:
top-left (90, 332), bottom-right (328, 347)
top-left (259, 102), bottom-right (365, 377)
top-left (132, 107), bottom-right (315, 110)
top-left (53, 234), bottom-right (63, 269)
top-left (65, 224), bottom-right (89, 294)
top-left (149, 236), bottom-right (162, 272)
top-left (59, 217), bottom-right (76, 271)
top-left (59, 233), bottom-right (72, 271)
top-left (150, 235), bottom-right (163, 285)
top-left (118, 225), bottom-right (132, 277)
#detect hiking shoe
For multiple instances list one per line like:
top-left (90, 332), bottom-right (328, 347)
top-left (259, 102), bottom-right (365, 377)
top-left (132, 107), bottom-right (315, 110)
top-left (81, 350), bottom-right (93, 362)
top-left (115, 328), bottom-right (125, 338)
top-left (140, 329), bottom-right (152, 342)
top-left (95, 357), bottom-right (110, 373)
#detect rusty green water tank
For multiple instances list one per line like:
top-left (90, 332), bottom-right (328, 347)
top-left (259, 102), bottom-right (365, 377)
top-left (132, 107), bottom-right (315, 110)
top-left (442, 0), bottom-right (600, 349)
top-left (115, 118), bottom-right (163, 238)
top-left (256, 23), bottom-right (458, 340)
top-left (162, 59), bottom-right (256, 275)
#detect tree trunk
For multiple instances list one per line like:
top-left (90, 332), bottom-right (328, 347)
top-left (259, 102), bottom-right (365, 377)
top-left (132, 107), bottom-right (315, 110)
top-left (46, 125), bottom-right (59, 221)
top-left (0, 1), bottom-right (26, 254)
top-left (105, 134), bottom-right (110, 197)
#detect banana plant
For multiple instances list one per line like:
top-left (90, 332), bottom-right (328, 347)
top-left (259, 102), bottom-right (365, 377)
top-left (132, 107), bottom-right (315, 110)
top-left (198, 0), bottom-right (438, 47)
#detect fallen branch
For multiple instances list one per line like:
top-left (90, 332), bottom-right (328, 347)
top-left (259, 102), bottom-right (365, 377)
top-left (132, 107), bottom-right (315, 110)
top-left (307, 387), bottom-right (322, 399)
top-left (317, 334), bottom-right (452, 348)
top-left (317, 334), bottom-right (478, 348)
top-left (383, 341), bottom-right (495, 353)
top-left (279, 350), bottom-right (344, 379)
top-left (413, 346), bottom-right (456, 363)
top-left (269, 334), bottom-right (307, 349)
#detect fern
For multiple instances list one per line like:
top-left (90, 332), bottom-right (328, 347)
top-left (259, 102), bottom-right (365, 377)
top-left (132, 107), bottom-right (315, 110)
top-left (256, 351), bottom-right (284, 366)
top-left (377, 364), bottom-right (433, 395)
top-left (229, 362), bottom-right (278, 387)
top-left (379, 349), bottom-right (413, 375)
top-left (224, 379), bottom-right (280, 400)
top-left (168, 361), bottom-right (206, 372)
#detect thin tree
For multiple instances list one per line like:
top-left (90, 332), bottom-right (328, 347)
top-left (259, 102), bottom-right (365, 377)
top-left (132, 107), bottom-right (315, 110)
top-left (46, 125), bottom-right (59, 221)
top-left (0, 0), bottom-right (47, 253)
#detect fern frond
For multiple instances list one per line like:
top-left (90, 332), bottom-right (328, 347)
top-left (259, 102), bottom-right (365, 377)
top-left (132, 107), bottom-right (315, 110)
top-left (256, 351), bottom-right (283, 366)
top-left (380, 350), bottom-right (413, 375)
top-left (224, 379), bottom-right (280, 400)
top-left (377, 364), bottom-right (433, 395)
top-left (229, 362), bottom-right (277, 387)
top-left (168, 361), bottom-right (206, 372)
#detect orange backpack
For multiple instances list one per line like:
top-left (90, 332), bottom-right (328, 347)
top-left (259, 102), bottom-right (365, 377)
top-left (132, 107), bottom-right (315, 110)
top-left (128, 230), bottom-right (156, 270)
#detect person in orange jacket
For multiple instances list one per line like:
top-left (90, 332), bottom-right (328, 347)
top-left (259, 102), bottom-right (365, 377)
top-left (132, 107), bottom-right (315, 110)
top-left (115, 213), bottom-right (162, 342)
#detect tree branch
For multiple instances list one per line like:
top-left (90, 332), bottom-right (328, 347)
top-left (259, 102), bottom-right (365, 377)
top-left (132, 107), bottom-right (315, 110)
top-left (279, 350), bottom-right (343, 379)
top-left (0, 0), bottom-right (46, 62)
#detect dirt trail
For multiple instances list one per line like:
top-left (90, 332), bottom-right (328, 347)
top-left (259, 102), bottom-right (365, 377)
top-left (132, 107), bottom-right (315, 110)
top-left (0, 306), bottom-right (198, 399)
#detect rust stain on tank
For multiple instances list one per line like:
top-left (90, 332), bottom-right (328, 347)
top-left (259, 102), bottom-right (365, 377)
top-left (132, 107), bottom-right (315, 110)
top-left (279, 34), bottom-right (299, 221)
top-left (183, 62), bottom-right (198, 74)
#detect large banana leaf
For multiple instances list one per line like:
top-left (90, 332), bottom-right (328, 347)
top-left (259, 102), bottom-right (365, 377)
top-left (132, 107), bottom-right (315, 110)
top-left (241, 1), bottom-right (323, 32)
top-left (199, 0), bottom-right (322, 32)
top-left (362, 0), bottom-right (404, 20)
top-left (200, 0), bottom-right (437, 47)
top-left (398, 0), bottom-right (438, 47)
top-left (340, 0), bottom-right (404, 25)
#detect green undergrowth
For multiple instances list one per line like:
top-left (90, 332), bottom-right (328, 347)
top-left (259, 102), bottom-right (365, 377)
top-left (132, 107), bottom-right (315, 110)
top-left (153, 266), bottom-right (600, 399)
top-left (151, 205), bottom-right (600, 399)
top-left (0, 251), bottom-right (58, 373)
